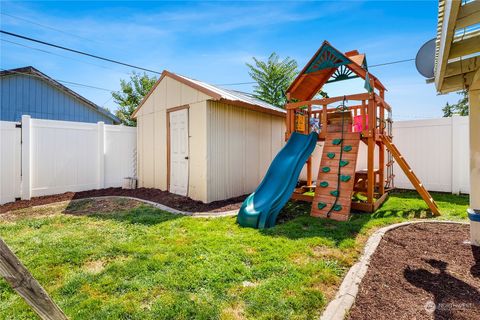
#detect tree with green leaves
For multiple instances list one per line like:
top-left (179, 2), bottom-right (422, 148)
top-left (442, 90), bottom-right (469, 117)
top-left (246, 53), bottom-right (298, 107)
top-left (112, 72), bottom-right (158, 126)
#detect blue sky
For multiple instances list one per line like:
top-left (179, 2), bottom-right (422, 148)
top-left (1, 1), bottom-right (460, 120)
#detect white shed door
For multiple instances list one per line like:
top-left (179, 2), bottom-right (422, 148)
top-left (169, 109), bottom-right (189, 196)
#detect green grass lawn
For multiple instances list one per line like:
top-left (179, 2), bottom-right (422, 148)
top-left (0, 192), bottom-right (469, 320)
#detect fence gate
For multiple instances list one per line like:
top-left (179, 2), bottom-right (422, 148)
top-left (0, 121), bottom-right (22, 205)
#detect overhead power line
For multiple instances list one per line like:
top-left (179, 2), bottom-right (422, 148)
top-left (369, 58), bottom-right (415, 68)
top-left (1, 29), bottom-right (416, 88)
top-left (215, 81), bottom-right (257, 86)
top-left (216, 58), bottom-right (416, 86)
top-left (0, 30), bottom-right (162, 74)
top-left (1, 39), bottom-right (129, 74)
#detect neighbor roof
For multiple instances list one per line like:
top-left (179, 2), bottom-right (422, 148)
top-left (132, 70), bottom-right (286, 118)
top-left (0, 66), bottom-right (120, 124)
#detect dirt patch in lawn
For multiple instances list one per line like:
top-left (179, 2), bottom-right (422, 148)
top-left (83, 259), bottom-right (106, 274)
top-left (0, 201), bottom-right (67, 221)
top-left (0, 187), bottom-right (247, 214)
top-left (64, 198), bottom-right (142, 215)
top-left (348, 223), bottom-right (480, 320)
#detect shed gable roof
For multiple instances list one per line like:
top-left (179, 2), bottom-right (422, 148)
top-left (0, 66), bottom-right (120, 123)
top-left (132, 70), bottom-right (286, 118)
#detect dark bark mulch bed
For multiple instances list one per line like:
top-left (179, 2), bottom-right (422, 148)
top-left (0, 187), bottom-right (247, 214)
top-left (349, 223), bottom-right (480, 320)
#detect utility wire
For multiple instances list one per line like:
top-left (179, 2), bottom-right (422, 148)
top-left (101, 95), bottom-right (114, 107)
top-left (0, 12), bottom-right (98, 44)
top-left (1, 39), bottom-right (129, 74)
top-left (0, 30), bottom-right (162, 74)
top-left (216, 58), bottom-right (416, 86)
top-left (369, 58), bottom-right (415, 68)
top-left (215, 81), bottom-right (257, 86)
top-left (1, 29), bottom-right (416, 88)
top-left (0, 68), bottom-right (116, 92)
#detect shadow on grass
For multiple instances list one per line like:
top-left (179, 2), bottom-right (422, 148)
top-left (260, 200), bottom-right (368, 243)
top-left (392, 190), bottom-right (469, 206)
top-left (64, 202), bottom-right (183, 226)
top-left (263, 191), bottom-right (465, 242)
top-left (370, 208), bottom-right (435, 220)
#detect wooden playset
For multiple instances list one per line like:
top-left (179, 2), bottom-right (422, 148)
top-left (285, 41), bottom-right (440, 220)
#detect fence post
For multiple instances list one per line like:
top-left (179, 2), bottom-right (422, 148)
top-left (97, 121), bottom-right (105, 189)
top-left (451, 115), bottom-right (459, 194)
top-left (21, 115), bottom-right (31, 200)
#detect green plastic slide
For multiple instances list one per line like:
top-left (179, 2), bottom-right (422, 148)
top-left (237, 132), bottom-right (318, 229)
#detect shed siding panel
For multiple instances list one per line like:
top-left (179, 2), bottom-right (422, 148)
top-left (166, 77), bottom-right (182, 108)
top-left (154, 80), bottom-right (167, 112)
top-left (0, 74), bottom-right (114, 124)
top-left (153, 111), bottom-right (167, 189)
top-left (259, 113), bottom-right (272, 174)
top-left (227, 106), bottom-right (246, 197)
top-left (206, 101), bottom-right (285, 203)
top-left (244, 111), bottom-right (260, 192)
top-left (188, 101), bottom-right (208, 201)
top-left (181, 82), bottom-right (199, 106)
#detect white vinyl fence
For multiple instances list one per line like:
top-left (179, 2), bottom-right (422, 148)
top-left (303, 116), bottom-right (469, 194)
top-left (0, 116), bottom-right (136, 204)
top-left (0, 115), bottom-right (470, 206)
top-left (385, 116), bottom-right (469, 193)
top-left (0, 121), bottom-right (21, 204)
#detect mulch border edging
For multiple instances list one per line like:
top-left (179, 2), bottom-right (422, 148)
top-left (1, 196), bottom-right (239, 218)
top-left (320, 220), bottom-right (469, 320)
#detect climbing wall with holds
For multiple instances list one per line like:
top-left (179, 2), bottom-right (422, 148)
top-left (311, 132), bottom-right (361, 221)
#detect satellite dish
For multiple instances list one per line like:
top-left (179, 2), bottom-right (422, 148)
top-left (415, 38), bottom-right (436, 78)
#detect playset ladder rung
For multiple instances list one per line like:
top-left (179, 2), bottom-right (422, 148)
top-left (384, 175), bottom-right (395, 183)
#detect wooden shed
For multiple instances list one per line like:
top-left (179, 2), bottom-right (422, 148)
top-left (132, 71), bottom-right (286, 203)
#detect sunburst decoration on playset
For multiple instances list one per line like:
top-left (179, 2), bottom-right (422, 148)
top-left (327, 65), bottom-right (358, 83)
